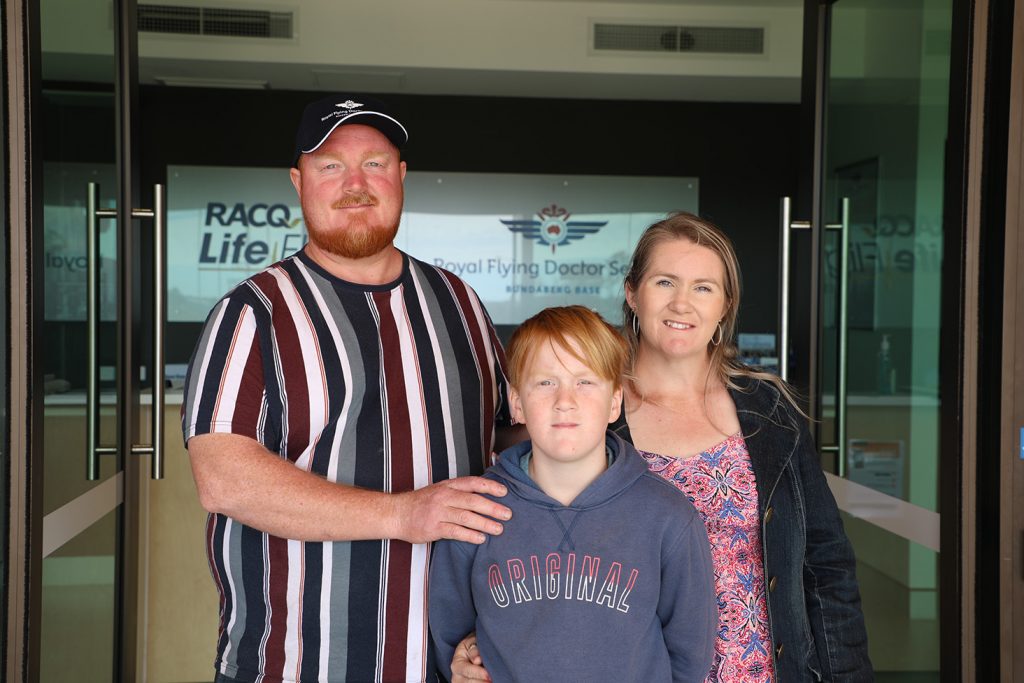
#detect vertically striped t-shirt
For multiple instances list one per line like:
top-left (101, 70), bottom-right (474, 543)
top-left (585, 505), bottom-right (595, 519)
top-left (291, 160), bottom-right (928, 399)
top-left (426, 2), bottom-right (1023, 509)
top-left (181, 250), bottom-right (510, 683)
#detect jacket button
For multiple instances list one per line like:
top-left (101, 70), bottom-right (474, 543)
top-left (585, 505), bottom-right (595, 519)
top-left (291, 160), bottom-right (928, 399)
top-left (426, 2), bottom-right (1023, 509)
top-left (764, 506), bottom-right (774, 524)
top-left (776, 643), bottom-right (784, 659)
top-left (768, 576), bottom-right (777, 592)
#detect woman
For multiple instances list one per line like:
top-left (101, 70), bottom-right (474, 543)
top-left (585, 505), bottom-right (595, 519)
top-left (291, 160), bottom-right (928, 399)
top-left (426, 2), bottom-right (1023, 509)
top-left (451, 213), bottom-right (871, 682)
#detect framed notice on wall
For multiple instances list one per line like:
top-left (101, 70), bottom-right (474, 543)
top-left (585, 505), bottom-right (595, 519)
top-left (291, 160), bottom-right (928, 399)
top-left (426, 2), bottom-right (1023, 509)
top-left (166, 166), bottom-right (699, 325)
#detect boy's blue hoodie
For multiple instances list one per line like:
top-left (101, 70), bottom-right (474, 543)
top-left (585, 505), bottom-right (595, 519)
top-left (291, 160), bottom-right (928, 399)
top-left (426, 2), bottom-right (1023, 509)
top-left (429, 432), bottom-right (716, 682)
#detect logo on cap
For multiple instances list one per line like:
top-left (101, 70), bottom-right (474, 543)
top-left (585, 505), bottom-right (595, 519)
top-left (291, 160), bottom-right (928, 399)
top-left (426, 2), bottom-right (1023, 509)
top-left (501, 204), bottom-right (607, 254)
top-left (336, 100), bottom-right (364, 110)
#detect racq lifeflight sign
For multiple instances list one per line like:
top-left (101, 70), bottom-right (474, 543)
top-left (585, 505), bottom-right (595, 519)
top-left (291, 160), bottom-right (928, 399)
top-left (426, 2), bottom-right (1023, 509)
top-left (164, 166), bottom-right (699, 325)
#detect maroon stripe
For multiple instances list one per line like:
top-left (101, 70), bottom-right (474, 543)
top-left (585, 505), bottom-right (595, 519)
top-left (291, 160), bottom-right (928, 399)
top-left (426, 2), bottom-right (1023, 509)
top-left (231, 333), bottom-right (264, 437)
top-left (441, 272), bottom-right (498, 454)
top-left (373, 291), bottom-right (415, 680)
top-left (263, 535), bottom-right (290, 677)
top-left (256, 271), bottom-right (310, 462)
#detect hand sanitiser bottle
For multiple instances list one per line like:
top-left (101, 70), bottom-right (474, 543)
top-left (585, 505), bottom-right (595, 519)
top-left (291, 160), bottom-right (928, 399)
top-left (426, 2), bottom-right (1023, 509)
top-left (877, 334), bottom-right (893, 395)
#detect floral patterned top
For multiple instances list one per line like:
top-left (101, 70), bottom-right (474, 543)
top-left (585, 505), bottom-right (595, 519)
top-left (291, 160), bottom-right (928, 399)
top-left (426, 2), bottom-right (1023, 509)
top-left (639, 433), bottom-right (775, 683)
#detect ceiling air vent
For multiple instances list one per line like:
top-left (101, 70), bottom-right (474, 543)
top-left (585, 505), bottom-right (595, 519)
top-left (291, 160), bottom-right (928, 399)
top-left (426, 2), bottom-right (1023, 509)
top-left (139, 4), bottom-right (293, 39)
top-left (594, 23), bottom-right (764, 55)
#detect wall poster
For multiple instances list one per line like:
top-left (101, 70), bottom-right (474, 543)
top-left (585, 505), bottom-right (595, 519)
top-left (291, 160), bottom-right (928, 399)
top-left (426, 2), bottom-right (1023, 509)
top-left (165, 166), bottom-right (699, 325)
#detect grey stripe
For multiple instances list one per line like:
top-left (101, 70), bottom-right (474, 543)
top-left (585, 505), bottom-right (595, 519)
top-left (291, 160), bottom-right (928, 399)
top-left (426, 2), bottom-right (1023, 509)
top-left (409, 262), bottom-right (473, 477)
top-left (222, 516), bottom-right (247, 673)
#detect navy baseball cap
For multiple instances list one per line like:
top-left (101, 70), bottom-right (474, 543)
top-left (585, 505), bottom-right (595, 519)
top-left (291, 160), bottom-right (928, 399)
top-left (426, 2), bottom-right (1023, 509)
top-left (292, 94), bottom-right (409, 167)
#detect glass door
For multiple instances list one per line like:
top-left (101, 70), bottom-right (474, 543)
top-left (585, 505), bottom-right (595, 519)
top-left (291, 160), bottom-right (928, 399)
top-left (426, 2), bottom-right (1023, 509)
top-left (35, 0), bottom-right (163, 679)
top-left (784, 0), bottom-right (952, 678)
top-left (37, 0), bottom-right (121, 675)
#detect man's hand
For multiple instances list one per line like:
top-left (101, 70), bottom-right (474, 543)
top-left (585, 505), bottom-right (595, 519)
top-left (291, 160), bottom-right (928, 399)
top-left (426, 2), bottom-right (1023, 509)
top-left (451, 633), bottom-right (490, 682)
top-left (189, 433), bottom-right (510, 543)
top-left (391, 476), bottom-right (511, 544)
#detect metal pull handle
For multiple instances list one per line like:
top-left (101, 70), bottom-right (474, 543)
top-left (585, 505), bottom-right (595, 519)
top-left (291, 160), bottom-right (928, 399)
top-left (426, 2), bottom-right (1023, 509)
top-left (778, 197), bottom-right (811, 382)
top-left (85, 183), bottom-right (166, 481)
top-left (87, 183), bottom-right (118, 480)
top-left (820, 197), bottom-right (850, 475)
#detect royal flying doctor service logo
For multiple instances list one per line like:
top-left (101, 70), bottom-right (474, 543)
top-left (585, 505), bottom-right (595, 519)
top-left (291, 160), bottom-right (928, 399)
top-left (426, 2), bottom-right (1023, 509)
top-left (501, 204), bottom-right (607, 254)
top-left (321, 101), bottom-right (365, 122)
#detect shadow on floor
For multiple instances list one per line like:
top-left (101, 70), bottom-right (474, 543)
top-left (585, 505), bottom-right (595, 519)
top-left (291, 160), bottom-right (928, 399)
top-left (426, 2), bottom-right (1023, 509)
top-left (875, 672), bottom-right (940, 683)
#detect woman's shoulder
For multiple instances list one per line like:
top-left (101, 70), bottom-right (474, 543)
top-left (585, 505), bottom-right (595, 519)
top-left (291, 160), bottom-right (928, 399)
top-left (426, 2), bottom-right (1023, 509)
top-left (729, 373), bottom-right (797, 416)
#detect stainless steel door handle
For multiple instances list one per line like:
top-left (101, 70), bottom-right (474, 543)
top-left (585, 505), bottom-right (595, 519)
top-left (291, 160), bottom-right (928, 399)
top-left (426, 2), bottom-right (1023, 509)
top-left (820, 197), bottom-right (850, 476)
top-left (86, 183), bottom-right (118, 480)
top-left (778, 196), bottom-right (811, 382)
top-left (85, 183), bottom-right (166, 480)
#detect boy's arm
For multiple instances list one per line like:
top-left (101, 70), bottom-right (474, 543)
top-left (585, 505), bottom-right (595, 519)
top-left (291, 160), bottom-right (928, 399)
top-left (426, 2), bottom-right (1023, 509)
top-left (429, 539), bottom-right (480, 681)
top-left (659, 511), bottom-right (717, 682)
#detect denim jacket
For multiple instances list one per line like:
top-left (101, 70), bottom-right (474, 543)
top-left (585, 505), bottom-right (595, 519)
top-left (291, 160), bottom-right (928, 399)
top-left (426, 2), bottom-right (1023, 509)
top-left (612, 376), bottom-right (872, 681)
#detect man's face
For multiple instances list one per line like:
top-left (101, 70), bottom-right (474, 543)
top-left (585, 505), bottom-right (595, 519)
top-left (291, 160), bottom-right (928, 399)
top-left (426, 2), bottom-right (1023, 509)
top-left (290, 124), bottom-right (407, 260)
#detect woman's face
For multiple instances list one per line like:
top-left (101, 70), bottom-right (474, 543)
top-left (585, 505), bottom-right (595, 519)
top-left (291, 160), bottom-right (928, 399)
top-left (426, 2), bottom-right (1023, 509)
top-left (626, 238), bottom-right (729, 363)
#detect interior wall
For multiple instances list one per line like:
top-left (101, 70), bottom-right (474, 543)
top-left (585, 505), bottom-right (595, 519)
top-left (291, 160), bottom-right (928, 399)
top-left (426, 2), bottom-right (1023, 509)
top-left (137, 86), bottom-right (800, 362)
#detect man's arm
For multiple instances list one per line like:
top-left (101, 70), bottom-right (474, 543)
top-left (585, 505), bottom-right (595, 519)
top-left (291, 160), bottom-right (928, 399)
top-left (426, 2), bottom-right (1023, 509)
top-left (189, 432), bottom-right (511, 543)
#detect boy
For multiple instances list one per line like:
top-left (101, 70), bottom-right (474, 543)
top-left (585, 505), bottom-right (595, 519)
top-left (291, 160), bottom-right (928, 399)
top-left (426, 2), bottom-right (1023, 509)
top-left (429, 306), bottom-right (716, 682)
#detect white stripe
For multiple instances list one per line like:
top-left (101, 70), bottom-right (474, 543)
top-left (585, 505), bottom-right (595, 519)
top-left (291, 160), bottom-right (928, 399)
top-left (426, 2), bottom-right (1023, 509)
top-left (375, 541), bottom-right (389, 681)
top-left (269, 267), bottom-right (328, 473)
top-left (409, 267), bottom-right (459, 478)
top-left (825, 472), bottom-right (940, 552)
top-left (368, 296), bottom-right (390, 678)
top-left (186, 301), bottom-right (228, 438)
top-left (258, 534), bottom-right (272, 681)
top-left (283, 539), bottom-right (303, 677)
top-left (211, 307), bottom-right (258, 427)
top-left (464, 285), bottom-right (501, 411)
top-left (405, 541), bottom-right (429, 681)
top-left (367, 298), bottom-right (393, 493)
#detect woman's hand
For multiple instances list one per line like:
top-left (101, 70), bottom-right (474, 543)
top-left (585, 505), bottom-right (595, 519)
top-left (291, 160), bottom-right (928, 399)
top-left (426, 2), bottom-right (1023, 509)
top-left (451, 633), bottom-right (490, 682)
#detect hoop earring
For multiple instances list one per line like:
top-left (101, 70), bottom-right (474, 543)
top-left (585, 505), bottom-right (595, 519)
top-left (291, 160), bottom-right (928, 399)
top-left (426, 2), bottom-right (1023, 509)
top-left (711, 321), bottom-right (724, 347)
top-left (631, 310), bottom-right (640, 337)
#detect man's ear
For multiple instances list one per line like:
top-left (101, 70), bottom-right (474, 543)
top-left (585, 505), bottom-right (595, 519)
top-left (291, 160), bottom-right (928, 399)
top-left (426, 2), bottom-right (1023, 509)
top-left (509, 386), bottom-right (525, 426)
top-left (289, 166), bottom-right (302, 197)
top-left (400, 160), bottom-right (407, 181)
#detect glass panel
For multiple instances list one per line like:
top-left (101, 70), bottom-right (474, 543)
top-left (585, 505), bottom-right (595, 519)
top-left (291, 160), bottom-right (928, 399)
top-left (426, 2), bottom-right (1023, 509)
top-left (844, 513), bottom-right (939, 677)
top-left (40, 509), bottom-right (117, 683)
top-left (39, 0), bottom-right (121, 676)
top-left (823, 0), bottom-right (950, 678)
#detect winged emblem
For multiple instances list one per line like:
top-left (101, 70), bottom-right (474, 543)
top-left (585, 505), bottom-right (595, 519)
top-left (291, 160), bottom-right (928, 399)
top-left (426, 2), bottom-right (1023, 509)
top-left (501, 204), bottom-right (607, 253)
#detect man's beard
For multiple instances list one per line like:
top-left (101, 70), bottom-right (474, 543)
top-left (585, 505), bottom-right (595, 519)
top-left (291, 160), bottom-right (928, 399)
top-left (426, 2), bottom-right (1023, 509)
top-left (305, 191), bottom-right (400, 260)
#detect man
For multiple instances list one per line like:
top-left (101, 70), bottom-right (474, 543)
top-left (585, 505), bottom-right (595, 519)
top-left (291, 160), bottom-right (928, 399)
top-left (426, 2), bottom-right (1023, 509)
top-left (182, 94), bottom-right (514, 683)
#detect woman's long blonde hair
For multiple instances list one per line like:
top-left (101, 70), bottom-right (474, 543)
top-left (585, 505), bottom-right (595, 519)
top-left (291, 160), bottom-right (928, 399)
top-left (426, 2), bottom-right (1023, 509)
top-left (621, 212), bottom-right (802, 412)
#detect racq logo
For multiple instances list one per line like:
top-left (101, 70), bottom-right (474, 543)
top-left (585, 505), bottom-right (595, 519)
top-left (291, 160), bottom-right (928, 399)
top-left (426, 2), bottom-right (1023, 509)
top-left (501, 204), bottom-right (607, 254)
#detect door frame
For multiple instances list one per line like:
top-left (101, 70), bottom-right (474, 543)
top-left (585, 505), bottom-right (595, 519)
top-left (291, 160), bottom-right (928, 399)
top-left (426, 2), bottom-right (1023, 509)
top-left (795, 0), bottom-right (994, 678)
top-left (994, 0), bottom-right (1024, 680)
top-left (3, 0), bottom-right (150, 680)
top-left (4, 0), bottom-right (35, 680)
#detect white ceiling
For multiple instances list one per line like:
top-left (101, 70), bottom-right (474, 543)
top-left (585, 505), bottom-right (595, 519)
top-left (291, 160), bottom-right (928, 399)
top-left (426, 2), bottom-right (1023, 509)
top-left (42, 0), bottom-right (806, 103)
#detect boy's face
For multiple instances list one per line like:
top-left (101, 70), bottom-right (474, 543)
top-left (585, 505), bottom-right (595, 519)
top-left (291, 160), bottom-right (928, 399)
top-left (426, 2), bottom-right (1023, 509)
top-left (509, 338), bottom-right (622, 468)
